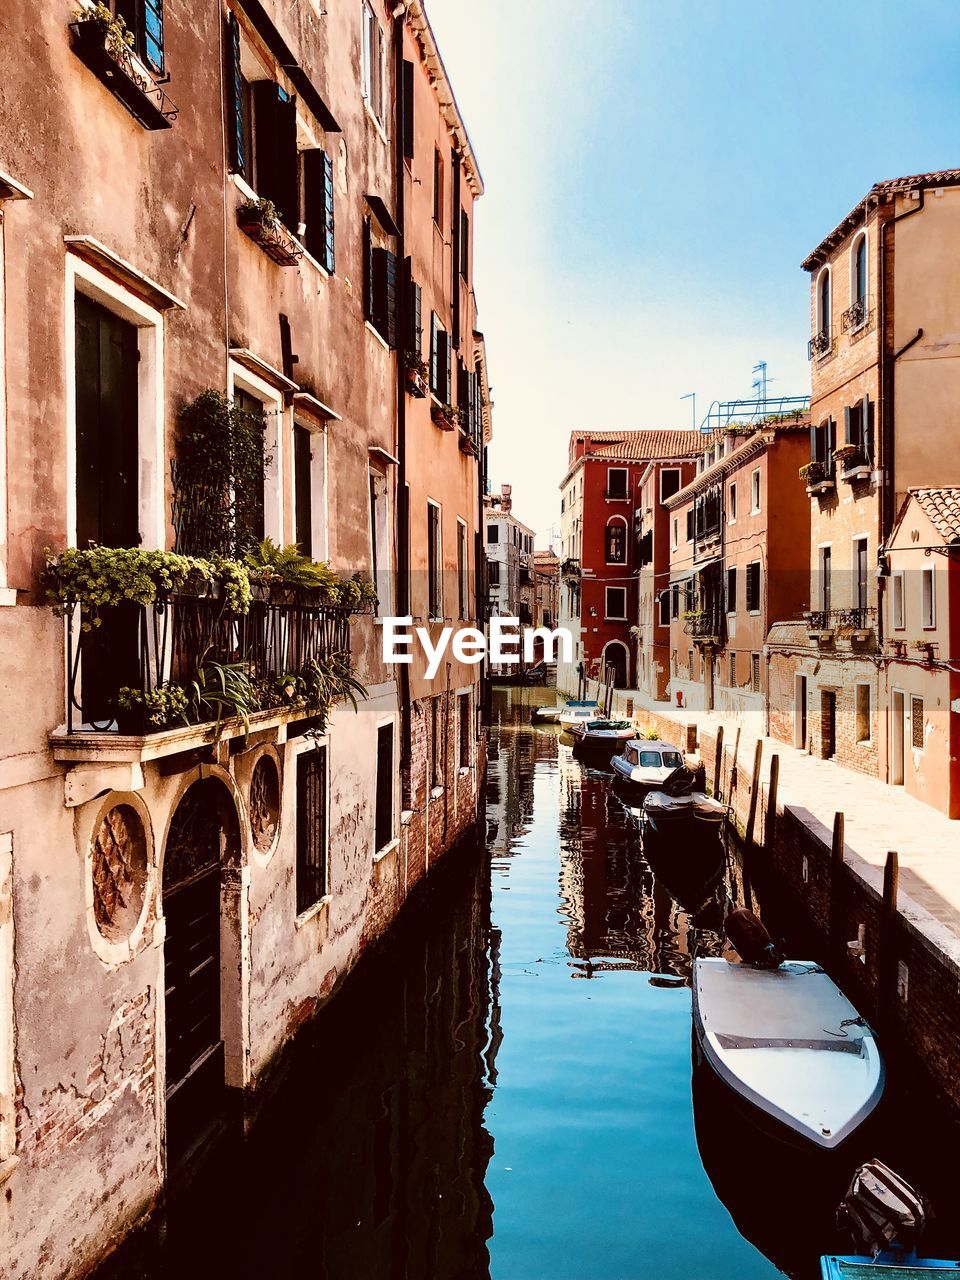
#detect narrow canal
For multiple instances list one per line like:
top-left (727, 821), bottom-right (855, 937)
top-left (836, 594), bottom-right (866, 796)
top-left (100, 687), bottom-right (960, 1280)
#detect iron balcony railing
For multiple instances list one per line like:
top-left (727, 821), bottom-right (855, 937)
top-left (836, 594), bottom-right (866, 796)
top-left (841, 297), bottom-right (869, 334)
top-left (683, 606), bottom-right (725, 643)
top-left (836, 444), bottom-right (873, 476)
top-left (808, 328), bottom-right (831, 360)
top-left (804, 606), bottom-right (877, 633)
top-left (560, 557), bottom-right (581, 580)
top-left (65, 588), bottom-right (355, 735)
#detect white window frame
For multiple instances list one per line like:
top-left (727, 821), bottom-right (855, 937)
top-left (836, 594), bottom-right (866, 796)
top-left (728, 482), bottom-right (737, 526)
top-left (672, 517), bottom-right (678, 550)
top-left (921, 565), bottom-right (936, 629)
top-left (818, 542), bottom-right (832, 611)
top-left (456, 517), bottom-right (469, 621)
top-left (659, 467), bottom-right (680, 502)
top-left (373, 714), bottom-right (399, 858)
top-left (227, 359), bottom-right (284, 546)
top-left (293, 416), bottom-right (328, 562)
top-left (427, 498), bottom-right (443, 621)
top-left (605, 585), bottom-right (627, 620)
top-left (65, 252), bottom-right (167, 551)
top-left (850, 229), bottom-right (868, 309)
top-left (855, 681), bottom-right (872, 744)
top-left (291, 732), bottom-right (332, 927)
top-left (816, 264), bottom-right (832, 345)
top-left (368, 466), bottom-right (393, 617)
top-left (750, 467), bottom-right (761, 514)
top-left (892, 569), bottom-right (905, 630)
top-left (605, 515), bottom-right (628, 565)
top-left (360, 0), bottom-right (386, 128)
top-left (606, 467), bottom-right (628, 500)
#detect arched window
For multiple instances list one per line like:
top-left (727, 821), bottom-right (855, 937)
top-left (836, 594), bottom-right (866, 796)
top-left (817, 267), bottom-right (831, 338)
top-left (605, 518), bottom-right (626, 564)
top-left (853, 233), bottom-right (867, 303)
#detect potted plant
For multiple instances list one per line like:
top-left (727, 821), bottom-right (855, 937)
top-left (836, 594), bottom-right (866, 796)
top-left (236, 199), bottom-right (302, 266)
top-left (72, 2), bottom-right (134, 59)
top-left (404, 351), bottom-right (429, 398)
top-left (431, 402), bottom-right (457, 431)
top-left (117, 683), bottom-right (189, 734)
top-left (799, 459), bottom-right (830, 488)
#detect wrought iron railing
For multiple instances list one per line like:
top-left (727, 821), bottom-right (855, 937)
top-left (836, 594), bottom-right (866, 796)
top-left (683, 607), bottom-right (724, 641)
top-left (836, 445), bottom-right (872, 475)
top-left (560, 557), bottom-right (581, 580)
top-left (808, 328), bottom-right (831, 359)
top-left (65, 589), bottom-right (354, 734)
top-left (841, 297), bottom-right (869, 333)
top-left (804, 606), bottom-right (876, 633)
top-left (69, 21), bottom-right (178, 130)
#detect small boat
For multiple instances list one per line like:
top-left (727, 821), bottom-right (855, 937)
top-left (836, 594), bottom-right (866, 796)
top-left (611, 739), bottom-right (685, 795)
top-left (557, 700), bottom-right (602, 731)
top-left (641, 789), bottom-right (728, 832)
top-left (531, 704), bottom-right (561, 724)
top-left (570, 719), bottom-right (634, 752)
top-left (822, 1258), bottom-right (960, 1277)
top-left (692, 955), bottom-right (884, 1150)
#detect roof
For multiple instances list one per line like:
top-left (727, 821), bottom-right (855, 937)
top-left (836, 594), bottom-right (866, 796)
top-left (406, 2), bottom-right (483, 196)
top-left (802, 169), bottom-right (960, 270)
top-left (911, 488), bottom-right (960, 543)
top-left (663, 418), bottom-right (811, 510)
top-left (563, 430), bottom-right (702, 484)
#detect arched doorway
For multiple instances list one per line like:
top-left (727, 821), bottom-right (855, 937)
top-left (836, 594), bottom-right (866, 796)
top-left (602, 641), bottom-right (629, 690)
top-left (162, 776), bottom-right (239, 1163)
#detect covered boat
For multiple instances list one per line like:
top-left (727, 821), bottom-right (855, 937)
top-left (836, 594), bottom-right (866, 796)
top-left (570, 719), bottom-right (634, 751)
top-left (531, 703), bottom-right (561, 724)
top-left (822, 1260), bottom-right (960, 1277)
top-left (610, 739), bottom-right (685, 794)
top-left (692, 957), bottom-right (884, 1151)
top-left (557, 700), bottom-right (603, 731)
top-left (641, 789), bottom-right (728, 832)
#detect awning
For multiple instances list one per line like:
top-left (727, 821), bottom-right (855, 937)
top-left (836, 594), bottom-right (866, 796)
top-left (669, 567), bottom-right (694, 584)
top-left (693, 555), bottom-right (723, 575)
top-left (365, 194), bottom-right (400, 238)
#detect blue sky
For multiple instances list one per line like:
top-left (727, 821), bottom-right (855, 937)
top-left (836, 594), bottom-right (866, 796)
top-left (426, 0), bottom-right (960, 544)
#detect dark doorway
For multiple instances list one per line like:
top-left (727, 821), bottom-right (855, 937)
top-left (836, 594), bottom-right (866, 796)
top-left (604, 644), bottom-right (628, 689)
top-left (821, 690), bottom-right (837, 759)
top-left (75, 294), bottom-right (141, 723)
top-left (163, 779), bottom-right (233, 1165)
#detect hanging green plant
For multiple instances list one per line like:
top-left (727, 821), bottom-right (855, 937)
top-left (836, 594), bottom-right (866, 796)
top-left (244, 538), bottom-right (341, 596)
top-left (117, 683), bottom-right (190, 730)
top-left (43, 547), bottom-right (217, 628)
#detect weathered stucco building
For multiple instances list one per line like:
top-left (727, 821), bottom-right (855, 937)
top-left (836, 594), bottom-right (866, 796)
top-left (0, 2), bottom-right (488, 1276)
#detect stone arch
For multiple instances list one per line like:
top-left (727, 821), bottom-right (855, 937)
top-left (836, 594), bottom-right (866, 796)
top-left (601, 639), bottom-right (629, 690)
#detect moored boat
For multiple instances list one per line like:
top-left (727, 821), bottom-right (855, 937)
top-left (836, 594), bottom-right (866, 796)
top-left (557, 700), bottom-right (602, 731)
top-left (692, 953), bottom-right (884, 1151)
top-left (610, 739), bottom-right (685, 796)
top-left (641, 789), bottom-right (728, 833)
top-left (531, 704), bottom-right (561, 724)
top-left (570, 719), bottom-right (634, 752)
top-left (822, 1257), bottom-right (960, 1277)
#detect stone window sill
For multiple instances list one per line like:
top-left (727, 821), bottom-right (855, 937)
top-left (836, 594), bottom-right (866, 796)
top-left (373, 837), bottom-right (399, 864)
top-left (295, 894), bottom-right (331, 931)
top-left (430, 785), bottom-right (444, 800)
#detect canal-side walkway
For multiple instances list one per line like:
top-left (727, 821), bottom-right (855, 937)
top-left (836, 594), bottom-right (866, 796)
top-left (581, 680), bottom-right (960, 970)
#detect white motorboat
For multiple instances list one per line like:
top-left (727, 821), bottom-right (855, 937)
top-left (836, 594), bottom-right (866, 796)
top-left (693, 957), bottom-right (884, 1151)
top-left (557, 700), bottom-right (603, 731)
top-left (611, 739), bottom-right (685, 793)
top-left (570, 719), bottom-right (634, 751)
top-left (531, 704), bottom-right (561, 724)
top-left (641, 789), bottom-right (728, 831)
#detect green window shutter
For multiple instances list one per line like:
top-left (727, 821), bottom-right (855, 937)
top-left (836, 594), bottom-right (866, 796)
top-left (226, 13), bottom-right (245, 175)
top-left (372, 248), bottom-right (398, 348)
top-left (363, 218), bottom-right (374, 321)
top-left (430, 313), bottom-right (439, 394)
top-left (304, 150), bottom-right (335, 272)
top-left (142, 0), bottom-right (164, 73)
top-left (322, 151), bottom-right (335, 273)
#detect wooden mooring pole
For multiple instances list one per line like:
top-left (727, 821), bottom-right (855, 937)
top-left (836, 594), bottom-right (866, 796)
top-left (729, 725), bottom-right (742, 804)
top-left (743, 739), bottom-right (763, 849)
top-left (880, 850), bottom-right (900, 1028)
top-left (713, 725), bottom-right (724, 799)
top-left (829, 812), bottom-right (845, 967)
top-left (763, 754), bottom-right (779, 848)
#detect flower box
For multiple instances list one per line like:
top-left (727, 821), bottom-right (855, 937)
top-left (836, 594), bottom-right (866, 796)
top-left (431, 403), bottom-right (457, 431)
top-left (237, 202), bottom-right (303, 267)
top-left (69, 18), bottom-right (177, 130)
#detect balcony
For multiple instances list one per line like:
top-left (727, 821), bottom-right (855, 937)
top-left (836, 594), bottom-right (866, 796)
top-left (804, 607), bottom-right (876, 644)
top-left (682, 607), bottom-right (724, 647)
top-left (560, 557), bottom-right (581, 581)
top-left (808, 328), bottom-right (831, 360)
top-left (799, 459), bottom-right (835, 497)
top-left (841, 297), bottom-right (869, 335)
top-left (237, 201), bottom-right (303, 267)
top-left (603, 488), bottom-right (630, 501)
top-left (45, 550), bottom-right (372, 765)
top-left (834, 444), bottom-right (873, 484)
top-left (69, 16), bottom-right (178, 130)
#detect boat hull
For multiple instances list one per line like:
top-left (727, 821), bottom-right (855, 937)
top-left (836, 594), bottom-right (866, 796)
top-left (821, 1259), bottom-right (960, 1278)
top-left (692, 958), bottom-right (884, 1152)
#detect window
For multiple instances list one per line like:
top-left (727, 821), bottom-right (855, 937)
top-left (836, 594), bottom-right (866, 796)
top-left (819, 546), bottom-right (832, 612)
top-left (294, 424), bottom-right (314, 555)
top-left (751, 468), bottom-right (761, 513)
top-left (816, 266), bottom-right (831, 342)
top-left (605, 586), bottom-right (627, 619)
top-left (729, 652), bottom-right (736, 687)
top-left (457, 518), bottom-right (468, 620)
top-left (687, 652), bottom-right (694, 679)
top-left (746, 561), bottom-right (761, 613)
top-left (671, 583), bottom-right (679, 620)
top-left (751, 653), bottom-right (761, 693)
top-left (460, 208), bottom-right (469, 280)
top-left (116, 0), bottom-right (165, 74)
top-left (810, 418), bottom-right (837, 473)
top-left (486, 523), bottom-right (498, 544)
top-left (660, 469), bottom-right (681, 501)
top-left (892, 570), bottom-right (905, 630)
top-left (232, 386), bottom-right (268, 545)
top-left (487, 559), bottom-right (500, 588)
top-left (606, 520), bottom-right (626, 564)
top-left (459, 693), bottom-right (471, 768)
top-left (728, 483), bottom-right (737, 524)
top-left (433, 148), bottom-right (444, 226)
top-left (672, 518), bottom-right (678, 550)
top-left (658, 591), bottom-right (670, 626)
top-left (856, 683), bottom-right (871, 743)
top-left (911, 697), bottom-right (924, 750)
top-left (366, 231), bottom-right (398, 348)
top-left (430, 697), bottom-right (442, 788)
top-left (854, 537), bottom-right (869, 612)
top-left (921, 567), bottom-right (935, 628)
top-left (606, 468), bottom-right (628, 499)
top-left (853, 232), bottom-right (867, 304)
top-left (375, 723), bottom-right (394, 852)
top-left (401, 58), bottom-right (415, 159)
top-left (302, 150), bottom-right (335, 273)
top-left (361, 1), bottom-right (385, 124)
top-left (726, 566), bottom-right (737, 614)
top-left (296, 747), bottom-right (328, 914)
top-left (369, 469), bottom-right (392, 615)
top-left (429, 313), bottom-right (451, 401)
top-left (685, 508), bottom-right (694, 542)
top-left (427, 501), bottom-right (442, 619)
top-left (238, 80), bottom-right (298, 229)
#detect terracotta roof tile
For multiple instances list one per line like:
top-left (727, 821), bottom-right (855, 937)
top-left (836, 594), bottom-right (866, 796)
top-left (802, 169), bottom-right (960, 270)
top-left (912, 487), bottom-right (960, 543)
top-left (583, 430), bottom-right (703, 461)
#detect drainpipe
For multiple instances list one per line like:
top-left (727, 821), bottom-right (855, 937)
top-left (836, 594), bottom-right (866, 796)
top-left (877, 186), bottom-right (925, 645)
top-left (393, 8), bottom-right (412, 790)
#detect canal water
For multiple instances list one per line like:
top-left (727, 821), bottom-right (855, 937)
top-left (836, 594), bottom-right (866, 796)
top-left (99, 687), bottom-right (960, 1280)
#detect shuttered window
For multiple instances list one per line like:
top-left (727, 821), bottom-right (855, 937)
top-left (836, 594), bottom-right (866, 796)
top-left (226, 13), bottom-right (246, 175)
top-left (361, 2), bottom-right (385, 123)
top-left (303, 150), bottom-right (335, 272)
top-left (459, 208), bottom-right (469, 280)
top-left (371, 248), bottom-right (398, 348)
top-left (746, 561), bottom-right (761, 613)
top-left (117, 0), bottom-right (164, 75)
top-left (428, 502), bottom-right (442, 619)
top-left (294, 425), bottom-right (313, 556)
top-left (252, 81), bottom-right (299, 229)
top-left (401, 58), bottom-right (415, 159)
top-left (296, 748), bottom-right (328, 914)
top-left (429, 313), bottom-right (449, 400)
top-left (459, 693), bottom-right (470, 768)
top-left (375, 725), bottom-right (394, 852)
top-left (405, 274), bottom-right (422, 355)
top-left (726, 566), bottom-right (737, 613)
top-left (363, 218), bottom-right (375, 322)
